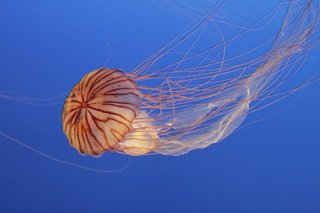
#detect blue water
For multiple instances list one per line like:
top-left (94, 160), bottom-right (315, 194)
top-left (1, 1), bottom-right (320, 212)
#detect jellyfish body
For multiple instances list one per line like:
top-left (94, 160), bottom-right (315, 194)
top-left (62, 0), bottom-right (319, 156)
top-left (62, 68), bottom-right (159, 156)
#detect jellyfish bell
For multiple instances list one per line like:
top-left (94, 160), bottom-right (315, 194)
top-left (62, 68), bottom-right (160, 156)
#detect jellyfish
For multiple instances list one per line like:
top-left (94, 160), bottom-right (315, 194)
top-left (62, 0), bottom-right (320, 157)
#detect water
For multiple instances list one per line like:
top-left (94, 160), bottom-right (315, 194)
top-left (1, 1), bottom-right (320, 212)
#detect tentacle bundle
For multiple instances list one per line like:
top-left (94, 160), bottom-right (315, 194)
top-left (62, 68), bottom-right (157, 156)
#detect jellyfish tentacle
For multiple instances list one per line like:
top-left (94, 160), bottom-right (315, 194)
top-left (135, 0), bottom-right (319, 155)
top-left (0, 131), bottom-right (131, 173)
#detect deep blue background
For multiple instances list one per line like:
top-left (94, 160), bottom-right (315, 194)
top-left (0, 1), bottom-right (320, 212)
